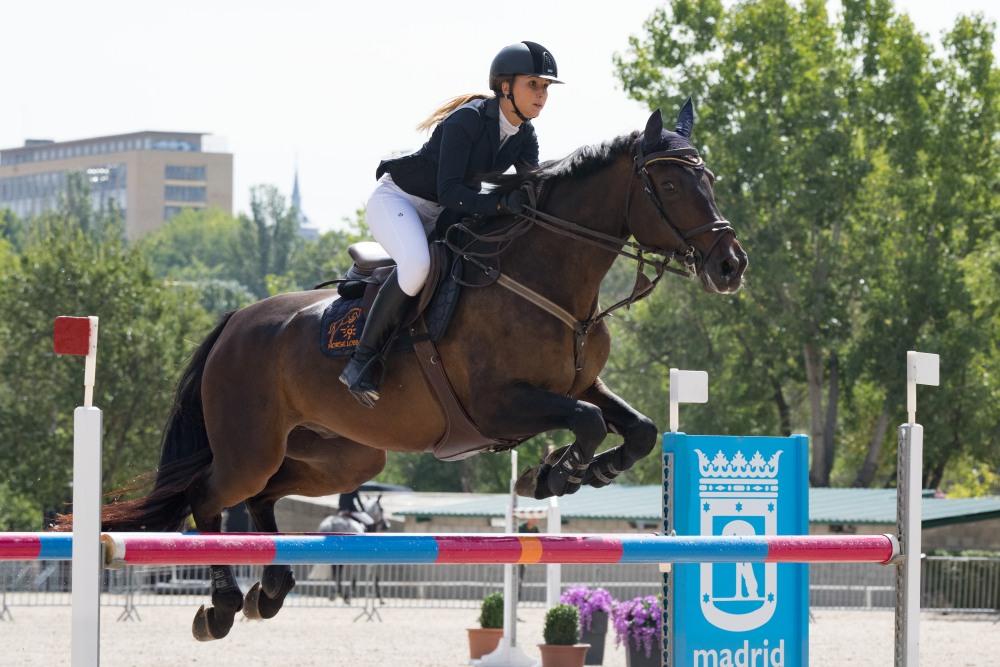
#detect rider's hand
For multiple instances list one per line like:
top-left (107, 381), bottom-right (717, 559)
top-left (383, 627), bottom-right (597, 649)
top-left (497, 189), bottom-right (528, 216)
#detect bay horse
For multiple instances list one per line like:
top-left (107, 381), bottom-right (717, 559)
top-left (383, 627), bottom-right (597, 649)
top-left (66, 101), bottom-right (746, 640)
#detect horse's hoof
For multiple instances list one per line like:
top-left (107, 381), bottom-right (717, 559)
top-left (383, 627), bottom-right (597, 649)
top-left (514, 464), bottom-right (555, 499)
top-left (243, 583), bottom-right (266, 620)
top-left (192, 604), bottom-right (235, 641)
top-left (243, 571), bottom-right (295, 620)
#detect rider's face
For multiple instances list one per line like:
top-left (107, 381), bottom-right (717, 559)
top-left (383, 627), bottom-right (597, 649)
top-left (502, 76), bottom-right (551, 122)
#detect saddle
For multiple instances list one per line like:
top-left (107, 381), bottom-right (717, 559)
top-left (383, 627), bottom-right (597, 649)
top-left (318, 241), bottom-right (521, 462)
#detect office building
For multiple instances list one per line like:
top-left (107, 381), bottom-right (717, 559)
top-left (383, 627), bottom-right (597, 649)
top-left (0, 131), bottom-right (232, 238)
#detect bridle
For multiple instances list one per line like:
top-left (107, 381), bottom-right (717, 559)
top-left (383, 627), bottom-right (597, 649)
top-left (441, 141), bottom-right (737, 376)
top-left (627, 144), bottom-right (736, 277)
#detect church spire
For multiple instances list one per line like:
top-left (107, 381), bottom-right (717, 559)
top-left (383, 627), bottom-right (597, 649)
top-left (292, 165), bottom-right (303, 222)
top-left (291, 162), bottom-right (317, 239)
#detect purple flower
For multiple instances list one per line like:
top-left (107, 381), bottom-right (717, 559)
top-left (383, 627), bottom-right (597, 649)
top-left (611, 595), bottom-right (663, 659)
top-left (559, 586), bottom-right (613, 633)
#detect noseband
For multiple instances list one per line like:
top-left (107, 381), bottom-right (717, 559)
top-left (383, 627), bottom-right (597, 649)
top-left (627, 145), bottom-right (736, 276)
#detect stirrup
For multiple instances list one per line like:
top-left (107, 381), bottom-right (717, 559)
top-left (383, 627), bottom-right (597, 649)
top-left (339, 355), bottom-right (382, 408)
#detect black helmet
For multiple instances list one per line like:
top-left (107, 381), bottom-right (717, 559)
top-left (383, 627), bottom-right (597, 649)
top-left (490, 41), bottom-right (563, 84)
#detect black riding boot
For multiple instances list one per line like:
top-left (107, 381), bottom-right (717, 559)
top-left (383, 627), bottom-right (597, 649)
top-left (338, 271), bottom-right (413, 408)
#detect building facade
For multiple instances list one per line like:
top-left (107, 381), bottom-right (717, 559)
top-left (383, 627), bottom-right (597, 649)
top-left (0, 131), bottom-right (232, 238)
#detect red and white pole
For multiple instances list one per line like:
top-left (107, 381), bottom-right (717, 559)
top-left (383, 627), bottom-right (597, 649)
top-left (54, 316), bottom-right (102, 667)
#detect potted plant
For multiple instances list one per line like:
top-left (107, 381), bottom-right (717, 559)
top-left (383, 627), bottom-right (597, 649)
top-left (538, 603), bottom-right (590, 667)
top-left (611, 595), bottom-right (662, 667)
top-left (560, 586), bottom-right (613, 665)
top-left (468, 592), bottom-right (504, 659)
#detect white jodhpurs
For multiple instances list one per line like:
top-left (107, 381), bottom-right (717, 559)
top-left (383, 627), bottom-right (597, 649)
top-left (365, 174), bottom-right (444, 297)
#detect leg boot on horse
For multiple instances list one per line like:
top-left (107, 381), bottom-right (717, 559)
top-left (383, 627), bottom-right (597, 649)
top-left (339, 270), bottom-right (413, 408)
top-left (242, 496), bottom-right (295, 620)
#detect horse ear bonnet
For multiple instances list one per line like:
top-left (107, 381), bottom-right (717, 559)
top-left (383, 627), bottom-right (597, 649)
top-left (674, 97), bottom-right (695, 138)
top-left (643, 110), bottom-right (664, 151)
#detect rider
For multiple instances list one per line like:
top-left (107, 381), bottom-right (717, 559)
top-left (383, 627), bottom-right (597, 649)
top-left (338, 487), bottom-right (365, 515)
top-left (339, 41), bottom-right (563, 407)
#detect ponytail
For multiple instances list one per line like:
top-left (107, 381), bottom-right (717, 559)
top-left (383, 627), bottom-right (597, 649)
top-left (416, 93), bottom-right (492, 132)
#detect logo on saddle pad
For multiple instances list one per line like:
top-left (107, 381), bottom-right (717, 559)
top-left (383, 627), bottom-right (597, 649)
top-left (326, 306), bottom-right (363, 351)
top-left (696, 448), bottom-right (782, 632)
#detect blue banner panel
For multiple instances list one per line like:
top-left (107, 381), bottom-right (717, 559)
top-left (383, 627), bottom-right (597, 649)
top-left (663, 433), bottom-right (809, 667)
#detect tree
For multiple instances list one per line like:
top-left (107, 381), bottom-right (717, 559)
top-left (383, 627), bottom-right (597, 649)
top-left (140, 207), bottom-right (241, 281)
top-left (613, 0), bottom-right (999, 488)
top-left (231, 185), bottom-right (301, 297)
top-left (0, 214), bottom-right (213, 522)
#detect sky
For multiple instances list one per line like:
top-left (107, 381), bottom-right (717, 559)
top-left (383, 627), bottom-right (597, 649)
top-left (1, 0), bottom-right (997, 233)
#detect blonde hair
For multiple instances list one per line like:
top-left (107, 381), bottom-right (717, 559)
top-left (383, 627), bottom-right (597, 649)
top-left (415, 93), bottom-right (492, 132)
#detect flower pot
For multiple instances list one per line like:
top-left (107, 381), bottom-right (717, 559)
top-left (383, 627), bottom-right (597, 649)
top-left (538, 643), bottom-right (590, 667)
top-left (625, 643), bottom-right (661, 667)
top-left (580, 609), bottom-right (608, 664)
top-left (467, 627), bottom-right (504, 659)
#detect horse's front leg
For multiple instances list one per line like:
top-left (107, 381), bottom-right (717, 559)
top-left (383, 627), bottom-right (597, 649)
top-left (577, 377), bottom-right (659, 488)
top-left (482, 383), bottom-right (607, 499)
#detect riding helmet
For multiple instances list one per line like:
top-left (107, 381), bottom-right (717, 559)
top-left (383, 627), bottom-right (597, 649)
top-left (490, 41), bottom-right (564, 84)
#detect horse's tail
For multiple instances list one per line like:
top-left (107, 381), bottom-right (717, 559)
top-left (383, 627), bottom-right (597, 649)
top-left (53, 312), bottom-right (235, 532)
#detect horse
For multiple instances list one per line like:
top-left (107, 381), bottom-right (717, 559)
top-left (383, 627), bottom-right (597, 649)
top-left (63, 100), bottom-right (747, 640)
top-left (316, 494), bottom-right (389, 604)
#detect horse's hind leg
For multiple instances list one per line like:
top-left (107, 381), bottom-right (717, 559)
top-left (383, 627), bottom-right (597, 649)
top-left (188, 418), bottom-right (287, 640)
top-left (188, 497), bottom-right (245, 641)
top-left (576, 378), bottom-right (658, 488)
top-left (242, 493), bottom-right (295, 620)
top-left (242, 428), bottom-right (386, 620)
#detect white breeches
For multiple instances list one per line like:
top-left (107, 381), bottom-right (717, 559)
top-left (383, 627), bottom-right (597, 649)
top-left (366, 175), bottom-right (444, 297)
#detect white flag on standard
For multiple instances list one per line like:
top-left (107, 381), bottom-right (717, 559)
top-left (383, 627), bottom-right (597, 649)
top-left (669, 368), bottom-right (709, 432)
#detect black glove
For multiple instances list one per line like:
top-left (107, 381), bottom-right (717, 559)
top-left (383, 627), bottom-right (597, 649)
top-left (497, 189), bottom-right (528, 215)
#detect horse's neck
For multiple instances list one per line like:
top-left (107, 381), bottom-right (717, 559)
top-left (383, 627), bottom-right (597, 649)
top-left (506, 158), bottom-right (633, 319)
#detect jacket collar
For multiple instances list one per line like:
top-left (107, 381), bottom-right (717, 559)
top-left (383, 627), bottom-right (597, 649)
top-left (485, 96), bottom-right (532, 130)
top-left (485, 96), bottom-right (530, 162)
top-left (485, 96), bottom-right (500, 119)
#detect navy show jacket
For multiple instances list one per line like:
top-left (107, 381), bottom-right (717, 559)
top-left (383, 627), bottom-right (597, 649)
top-left (375, 96), bottom-right (539, 217)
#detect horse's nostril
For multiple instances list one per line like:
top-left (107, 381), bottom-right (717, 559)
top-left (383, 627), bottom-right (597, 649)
top-left (720, 258), bottom-right (734, 277)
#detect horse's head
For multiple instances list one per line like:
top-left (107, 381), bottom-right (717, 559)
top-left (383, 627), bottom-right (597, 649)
top-left (364, 494), bottom-right (390, 532)
top-left (626, 100), bottom-right (747, 293)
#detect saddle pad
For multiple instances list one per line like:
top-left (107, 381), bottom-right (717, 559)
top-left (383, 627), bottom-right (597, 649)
top-left (319, 259), bottom-right (462, 359)
top-left (320, 298), bottom-right (367, 356)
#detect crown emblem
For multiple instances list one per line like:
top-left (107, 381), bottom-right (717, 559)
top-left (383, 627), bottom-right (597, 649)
top-left (695, 449), bottom-right (781, 480)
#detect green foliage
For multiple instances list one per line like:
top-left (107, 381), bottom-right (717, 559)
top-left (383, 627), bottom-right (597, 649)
top-left (231, 185), bottom-right (301, 297)
top-left (479, 592), bottom-right (504, 628)
top-left (0, 208), bottom-right (26, 250)
top-left (610, 0), bottom-right (1000, 490)
top-left (543, 604), bottom-right (580, 645)
top-left (140, 208), bottom-right (241, 280)
top-left (0, 212), bottom-right (213, 515)
top-left (0, 481), bottom-right (42, 530)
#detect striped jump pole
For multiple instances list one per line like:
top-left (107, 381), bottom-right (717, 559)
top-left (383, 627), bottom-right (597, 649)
top-left (0, 533), bottom-right (73, 560)
top-left (0, 532), bottom-right (898, 566)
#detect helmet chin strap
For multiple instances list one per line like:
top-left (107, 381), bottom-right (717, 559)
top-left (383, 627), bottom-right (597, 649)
top-left (503, 81), bottom-right (530, 123)
top-left (505, 93), bottom-right (530, 123)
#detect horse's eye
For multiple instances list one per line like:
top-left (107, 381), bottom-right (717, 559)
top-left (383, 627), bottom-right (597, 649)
top-left (661, 182), bottom-right (677, 193)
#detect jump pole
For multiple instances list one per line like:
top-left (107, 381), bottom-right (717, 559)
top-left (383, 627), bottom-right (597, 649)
top-left (53, 316), bottom-right (102, 667)
top-left (0, 533), bottom-right (899, 565)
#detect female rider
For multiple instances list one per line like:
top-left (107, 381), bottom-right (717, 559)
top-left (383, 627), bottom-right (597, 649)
top-left (340, 41), bottom-right (563, 407)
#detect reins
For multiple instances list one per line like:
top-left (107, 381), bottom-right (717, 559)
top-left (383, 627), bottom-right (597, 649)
top-left (440, 144), bottom-right (736, 375)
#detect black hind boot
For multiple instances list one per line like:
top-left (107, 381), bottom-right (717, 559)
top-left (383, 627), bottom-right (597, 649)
top-left (338, 271), bottom-right (413, 407)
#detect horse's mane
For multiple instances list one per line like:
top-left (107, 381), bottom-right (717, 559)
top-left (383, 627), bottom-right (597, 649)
top-left (487, 130), bottom-right (642, 195)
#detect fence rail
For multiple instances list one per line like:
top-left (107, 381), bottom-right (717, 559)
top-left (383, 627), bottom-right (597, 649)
top-left (2, 557), bottom-right (998, 615)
